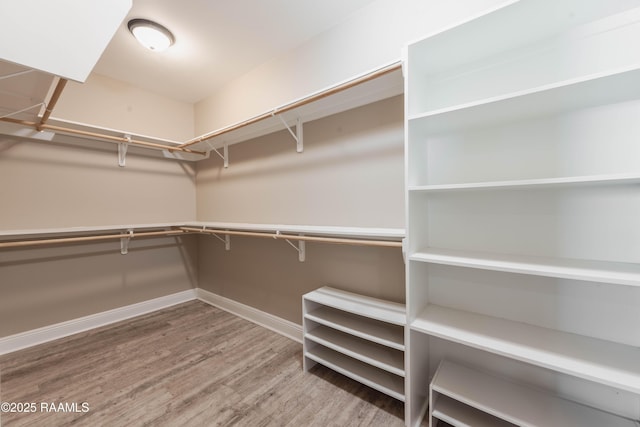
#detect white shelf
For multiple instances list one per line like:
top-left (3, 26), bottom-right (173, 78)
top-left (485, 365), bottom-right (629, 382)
top-left (432, 394), bottom-right (515, 427)
top-left (413, 305), bottom-right (640, 394)
top-left (431, 360), bottom-right (639, 427)
top-left (408, 1), bottom-right (637, 81)
top-left (408, 66), bottom-right (640, 135)
top-left (305, 306), bottom-right (404, 350)
top-left (302, 286), bottom-right (406, 403)
top-left (0, 222), bottom-right (187, 239)
top-left (406, 2), bottom-right (640, 425)
top-left (188, 63), bottom-right (403, 151)
top-left (191, 222), bottom-right (405, 241)
top-left (303, 286), bottom-right (406, 325)
top-left (410, 248), bottom-right (640, 287)
top-left (306, 325), bottom-right (404, 377)
top-left (409, 173), bottom-right (640, 193)
top-left (0, 222), bottom-right (404, 242)
top-left (305, 345), bottom-right (405, 402)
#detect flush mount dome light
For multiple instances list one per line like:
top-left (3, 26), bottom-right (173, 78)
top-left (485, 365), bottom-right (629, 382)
top-left (128, 19), bottom-right (175, 52)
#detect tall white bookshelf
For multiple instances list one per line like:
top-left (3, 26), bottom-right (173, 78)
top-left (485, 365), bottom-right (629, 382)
top-left (404, 1), bottom-right (640, 426)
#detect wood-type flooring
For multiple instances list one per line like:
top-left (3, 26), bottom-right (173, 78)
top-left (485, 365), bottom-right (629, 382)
top-left (0, 301), bottom-right (406, 426)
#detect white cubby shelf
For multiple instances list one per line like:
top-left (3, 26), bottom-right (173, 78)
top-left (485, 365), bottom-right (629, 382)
top-left (408, 66), bottom-right (640, 135)
top-left (414, 305), bottom-right (640, 395)
top-left (430, 360), bottom-right (639, 427)
top-left (405, 1), bottom-right (640, 425)
top-left (408, 173), bottom-right (640, 193)
top-left (410, 248), bottom-right (640, 287)
top-left (303, 286), bottom-right (406, 402)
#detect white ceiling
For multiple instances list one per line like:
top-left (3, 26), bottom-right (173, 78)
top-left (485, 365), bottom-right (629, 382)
top-left (92, 0), bottom-right (379, 104)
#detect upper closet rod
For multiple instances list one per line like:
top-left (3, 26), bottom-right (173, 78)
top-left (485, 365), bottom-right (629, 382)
top-left (0, 77), bottom-right (206, 156)
top-left (0, 116), bottom-right (206, 155)
top-left (0, 228), bottom-right (193, 249)
top-left (178, 61), bottom-right (403, 149)
top-left (180, 226), bottom-right (403, 248)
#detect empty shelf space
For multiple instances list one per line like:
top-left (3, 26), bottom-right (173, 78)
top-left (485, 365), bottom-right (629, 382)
top-left (408, 173), bottom-right (640, 193)
top-left (413, 305), bottom-right (640, 394)
top-left (432, 394), bottom-right (516, 427)
top-left (305, 345), bottom-right (405, 402)
top-left (431, 360), bottom-right (639, 427)
top-left (303, 286), bottom-right (406, 325)
top-left (305, 306), bottom-right (404, 350)
top-left (408, 66), bottom-right (640, 135)
top-left (409, 248), bottom-right (640, 287)
top-left (305, 325), bottom-right (404, 376)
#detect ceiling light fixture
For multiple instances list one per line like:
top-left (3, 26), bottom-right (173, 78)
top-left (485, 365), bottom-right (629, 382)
top-left (127, 19), bottom-right (175, 52)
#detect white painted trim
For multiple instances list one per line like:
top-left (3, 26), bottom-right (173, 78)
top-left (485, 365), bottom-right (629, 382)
top-left (0, 289), bottom-right (197, 355)
top-left (196, 288), bottom-right (303, 343)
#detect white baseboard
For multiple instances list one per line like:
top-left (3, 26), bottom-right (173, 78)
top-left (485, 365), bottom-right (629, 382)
top-left (0, 289), bottom-right (197, 355)
top-left (196, 288), bottom-right (303, 343)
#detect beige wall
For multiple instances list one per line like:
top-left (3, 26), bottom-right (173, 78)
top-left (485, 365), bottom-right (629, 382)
top-left (198, 236), bottom-right (405, 324)
top-left (196, 95), bottom-right (404, 228)
top-left (0, 236), bottom-right (197, 337)
top-left (196, 95), bottom-right (405, 323)
top-left (55, 73), bottom-right (194, 142)
top-left (194, 0), bottom-right (503, 133)
top-left (0, 137), bottom-right (196, 230)
top-left (0, 134), bottom-right (198, 337)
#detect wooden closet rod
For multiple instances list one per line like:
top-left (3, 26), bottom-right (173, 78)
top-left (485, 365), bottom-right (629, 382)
top-left (37, 78), bottom-right (67, 131)
top-left (179, 61), bottom-right (403, 149)
top-left (0, 229), bottom-right (193, 249)
top-left (0, 117), bottom-right (206, 156)
top-left (180, 227), bottom-right (403, 248)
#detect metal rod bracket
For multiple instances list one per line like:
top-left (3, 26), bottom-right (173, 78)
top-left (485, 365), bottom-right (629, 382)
top-left (120, 229), bottom-right (133, 255)
top-left (277, 231), bottom-right (305, 261)
top-left (119, 135), bottom-right (131, 167)
top-left (211, 232), bottom-right (231, 251)
top-left (207, 141), bottom-right (229, 168)
top-left (273, 113), bottom-right (303, 153)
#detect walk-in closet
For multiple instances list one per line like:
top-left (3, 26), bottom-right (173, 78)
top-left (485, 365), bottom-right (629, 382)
top-left (1, 1), bottom-right (638, 426)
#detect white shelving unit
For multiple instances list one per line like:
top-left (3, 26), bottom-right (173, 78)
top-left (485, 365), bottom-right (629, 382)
top-left (404, 1), bottom-right (640, 426)
top-left (430, 360), bottom-right (639, 427)
top-left (303, 286), bottom-right (406, 402)
top-left (414, 305), bottom-right (640, 394)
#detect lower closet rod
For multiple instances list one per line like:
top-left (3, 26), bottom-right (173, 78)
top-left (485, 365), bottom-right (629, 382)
top-left (180, 227), bottom-right (403, 248)
top-left (0, 229), bottom-right (193, 249)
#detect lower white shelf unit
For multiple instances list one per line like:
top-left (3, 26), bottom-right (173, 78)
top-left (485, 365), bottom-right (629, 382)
top-left (430, 360), bottom-right (640, 427)
top-left (412, 305), bottom-right (640, 394)
top-left (303, 286), bottom-right (406, 402)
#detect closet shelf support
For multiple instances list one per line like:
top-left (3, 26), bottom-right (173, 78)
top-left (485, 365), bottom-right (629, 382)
top-left (120, 229), bottom-right (133, 255)
top-left (0, 69), bottom-right (35, 81)
top-left (207, 142), bottom-right (229, 168)
top-left (0, 103), bottom-right (46, 120)
top-left (119, 135), bottom-right (131, 167)
top-left (211, 231), bottom-right (231, 250)
top-left (277, 231), bottom-right (306, 262)
top-left (273, 114), bottom-right (303, 153)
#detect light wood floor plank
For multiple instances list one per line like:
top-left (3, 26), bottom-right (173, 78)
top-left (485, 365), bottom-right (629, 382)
top-left (0, 301), bottom-right (405, 426)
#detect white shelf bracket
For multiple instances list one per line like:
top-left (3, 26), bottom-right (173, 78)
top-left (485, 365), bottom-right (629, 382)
top-left (0, 69), bottom-right (35, 81)
top-left (119, 135), bottom-right (131, 167)
top-left (277, 231), bottom-right (305, 262)
top-left (0, 102), bottom-right (46, 120)
top-left (273, 113), bottom-right (303, 153)
top-left (211, 232), bottom-right (231, 251)
top-left (207, 141), bottom-right (229, 168)
top-left (120, 229), bottom-right (133, 255)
